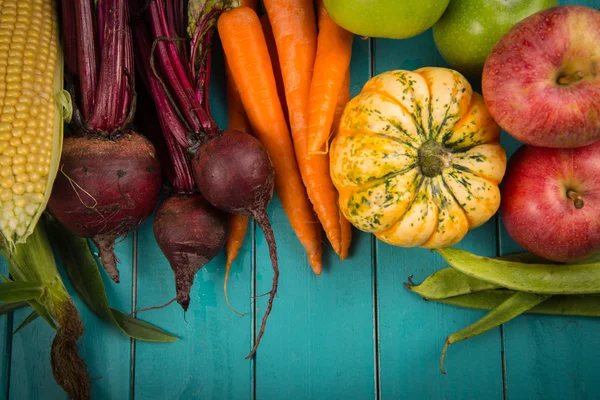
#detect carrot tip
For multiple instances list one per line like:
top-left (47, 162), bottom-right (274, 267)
top-left (309, 253), bottom-right (323, 275)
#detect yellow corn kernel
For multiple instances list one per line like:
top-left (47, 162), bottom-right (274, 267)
top-left (0, 0), bottom-right (62, 244)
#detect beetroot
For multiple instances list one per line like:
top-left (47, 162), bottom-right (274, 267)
top-left (153, 194), bottom-right (227, 310)
top-left (133, 0), bottom-right (280, 358)
top-left (52, 0), bottom-right (162, 283)
top-left (192, 130), bottom-right (274, 216)
top-left (48, 133), bottom-right (161, 282)
top-left (192, 130), bottom-right (279, 358)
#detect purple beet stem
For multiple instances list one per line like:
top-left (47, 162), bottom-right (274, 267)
top-left (72, 0), bottom-right (98, 120)
top-left (133, 15), bottom-right (195, 193)
top-left (88, 0), bottom-right (131, 131)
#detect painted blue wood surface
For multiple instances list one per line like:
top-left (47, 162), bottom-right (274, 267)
top-left (498, 3), bottom-right (600, 399)
top-left (1, 259), bottom-right (9, 399)
top-left (374, 33), bottom-right (503, 398)
top-left (253, 36), bottom-right (376, 400)
top-left (2, 1), bottom-right (600, 399)
top-left (6, 238), bottom-right (134, 400)
top-left (133, 44), bottom-right (254, 400)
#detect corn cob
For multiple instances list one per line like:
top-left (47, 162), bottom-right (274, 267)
top-left (0, 0), bottom-right (64, 244)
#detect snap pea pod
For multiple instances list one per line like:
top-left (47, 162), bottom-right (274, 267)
top-left (438, 291), bottom-right (600, 317)
top-left (440, 292), bottom-right (550, 374)
top-left (437, 248), bottom-right (600, 294)
top-left (405, 268), bottom-right (500, 299)
top-left (405, 253), bottom-right (550, 299)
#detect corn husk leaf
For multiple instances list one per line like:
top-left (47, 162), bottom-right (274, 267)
top-left (46, 217), bottom-right (179, 342)
top-left (28, 299), bottom-right (58, 329)
top-left (0, 301), bottom-right (28, 316)
top-left (13, 310), bottom-right (40, 334)
top-left (0, 281), bottom-right (44, 302)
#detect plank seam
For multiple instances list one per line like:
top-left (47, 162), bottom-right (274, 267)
top-left (3, 310), bottom-right (13, 400)
top-left (370, 37), bottom-right (381, 400)
top-left (251, 219), bottom-right (257, 400)
top-left (130, 230), bottom-right (138, 400)
top-left (497, 215), bottom-right (508, 400)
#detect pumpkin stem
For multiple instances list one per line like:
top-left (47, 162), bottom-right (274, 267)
top-left (418, 140), bottom-right (452, 177)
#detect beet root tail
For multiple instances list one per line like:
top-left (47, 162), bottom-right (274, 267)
top-left (173, 263), bottom-right (199, 312)
top-left (50, 301), bottom-right (92, 400)
top-left (92, 233), bottom-right (120, 283)
top-left (246, 210), bottom-right (278, 360)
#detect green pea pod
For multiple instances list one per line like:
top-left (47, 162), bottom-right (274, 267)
top-left (440, 291), bottom-right (550, 374)
top-left (405, 253), bottom-right (551, 299)
top-left (405, 268), bottom-right (500, 299)
top-left (437, 248), bottom-right (600, 294)
top-left (438, 290), bottom-right (600, 317)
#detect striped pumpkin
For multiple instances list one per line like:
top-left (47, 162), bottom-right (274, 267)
top-left (330, 67), bottom-right (507, 248)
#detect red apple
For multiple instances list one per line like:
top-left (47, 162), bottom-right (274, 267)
top-left (482, 5), bottom-right (600, 148)
top-left (501, 141), bottom-right (600, 262)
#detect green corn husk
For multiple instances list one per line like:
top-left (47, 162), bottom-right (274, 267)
top-left (0, 222), bottom-right (91, 399)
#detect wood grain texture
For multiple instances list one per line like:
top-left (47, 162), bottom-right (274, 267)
top-left (133, 44), bottom-right (254, 400)
top-left (374, 32), bottom-right (503, 398)
top-left (254, 37), bottom-right (376, 400)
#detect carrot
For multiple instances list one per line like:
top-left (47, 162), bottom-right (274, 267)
top-left (222, 0), bottom-right (258, 316)
top-left (260, 14), bottom-right (290, 128)
top-left (307, 0), bottom-right (354, 154)
top-left (218, 6), bottom-right (323, 274)
top-left (264, 0), bottom-right (343, 258)
top-left (332, 69), bottom-right (352, 259)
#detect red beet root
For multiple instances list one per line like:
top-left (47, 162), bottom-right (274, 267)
top-left (153, 194), bottom-right (227, 311)
top-left (192, 130), bottom-right (278, 359)
top-left (48, 133), bottom-right (161, 282)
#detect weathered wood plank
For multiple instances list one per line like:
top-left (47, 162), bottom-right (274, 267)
top-left (374, 32), bottom-right (503, 398)
top-left (134, 44), bottom-right (254, 400)
top-left (8, 237), bottom-right (134, 400)
top-left (1, 258), bottom-right (10, 399)
top-left (254, 37), bottom-right (376, 400)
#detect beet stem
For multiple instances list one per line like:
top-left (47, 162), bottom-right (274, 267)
top-left (246, 210), bottom-right (279, 360)
top-left (61, 0), bottom-right (78, 76)
top-left (72, 0), bottom-right (98, 120)
top-left (88, 0), bottom-right (132, 131)
top-left (149, 1), bottom-right (205, 132)
top-left (134, 19), bottom-right (195, 192)
top-left (149, 37), bottom-right (196, 133)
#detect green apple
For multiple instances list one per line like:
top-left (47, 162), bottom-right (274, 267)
top-left (433, 0), bottom-right (557, 77)
top-left (324, 0), bottom-right (451, 39)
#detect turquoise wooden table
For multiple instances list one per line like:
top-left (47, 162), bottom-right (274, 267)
top-left (2, 1), bottom-right (600, 398)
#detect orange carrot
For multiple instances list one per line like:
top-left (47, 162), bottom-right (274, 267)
top-left (260, 15), bottom-right (289, 128)
top-left (307, 0), bottom-right (354, 154)
top-left (218, 6), bottom-right (323, 275)
top-left (223, 0), bottom-right (258, 316)
top-left (264, 0), bottom-right (343, 257)
top-left (332, 69), bottom-right (352, 259)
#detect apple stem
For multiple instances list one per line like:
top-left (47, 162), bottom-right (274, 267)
top-left (557, 71), bottom-right (584, 85)
top-left (567, 190), bottom-right (584, 209)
